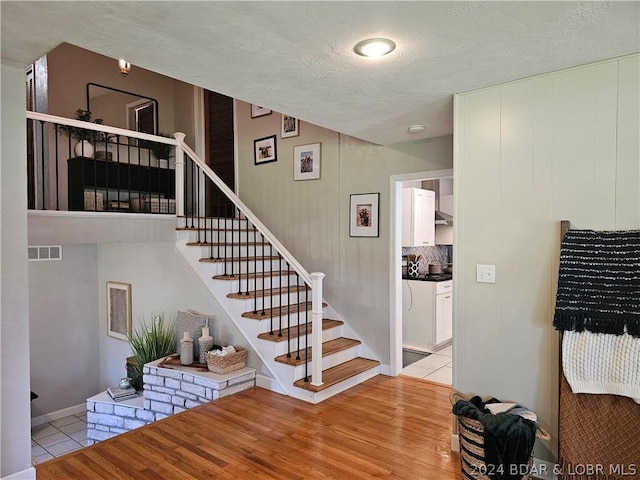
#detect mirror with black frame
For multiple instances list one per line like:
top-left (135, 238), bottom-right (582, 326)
top-left (86, 83), bottom-right (158, 137)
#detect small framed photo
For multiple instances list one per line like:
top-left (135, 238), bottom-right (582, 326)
top-left (281, 114), bottom-right (299, 138)
top-left (251, 104), bottom-right (272, 118)
top-left (293, 142), bottom-right (321, 181)
top-left (254, 135), bottom-right (277, 165)
top-left (350, 193), bottom-right (380, 237)
top-left (107, 282), bottom-right (132, 341)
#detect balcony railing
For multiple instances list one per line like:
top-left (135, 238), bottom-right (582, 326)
top-left (27, 111), bottom-right (178, 214)
top-left (27, 111), bottom-right (325, 386)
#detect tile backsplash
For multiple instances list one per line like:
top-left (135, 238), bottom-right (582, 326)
top-left (402, 245), bottom-right (452, 275)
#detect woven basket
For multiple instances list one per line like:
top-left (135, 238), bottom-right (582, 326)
top-left (205, 347), bottom-right (247, 374)
top-left (451, 391), bottom-right (550, 480)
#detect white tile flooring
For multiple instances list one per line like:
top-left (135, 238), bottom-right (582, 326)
top-left (31, 412), bottom-right (88, 465)
top-left (402, 344), bottom-right (453, 385)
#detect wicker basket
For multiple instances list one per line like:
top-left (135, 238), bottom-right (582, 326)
top-left (451, 391), bottom-right (550, 480)
top-left (205, 347), bottom-right (247, 374)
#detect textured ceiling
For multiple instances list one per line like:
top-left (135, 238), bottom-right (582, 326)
top-left (2, 1), bottom-right (638, 145)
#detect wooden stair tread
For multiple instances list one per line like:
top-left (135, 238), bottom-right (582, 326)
top-left (293, 357), bottom-right (380, 392)
top-left (274, 337), bottom-right (361, 366)
top-left (200, 255), bottom-right (280, 264)
top-left (212, 270), bottom-right (294, 281)
top-left (242, 301), bottom-right (327, 320)
top-left (257, 319), bottom-right (343, 342)
top-left (227, 285), bottom-right (308, 299)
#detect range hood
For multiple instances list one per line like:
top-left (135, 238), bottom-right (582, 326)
top-left (423, 179), bottom-right (453, 226)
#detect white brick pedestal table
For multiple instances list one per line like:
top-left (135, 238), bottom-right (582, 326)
top-left (87, 359), bottom-right (256, 445)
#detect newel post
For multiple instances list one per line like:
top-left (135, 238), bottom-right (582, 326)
top-left (310, 272), bottom-right (325, 387)
top-left (173, 132), bottom-right (186, 217)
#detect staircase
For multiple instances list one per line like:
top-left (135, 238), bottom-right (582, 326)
top-left (176, 218), bottom-right (379, 403)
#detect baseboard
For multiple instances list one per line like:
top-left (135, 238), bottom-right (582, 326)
top-left (2, 466), bottom-right (36, 480)
top-left (450, 435), bottom-right (557, 480)
top-left (255, 374), bottom-right (286, 395)
top-left (531, 458), bottom-right (558, 480)
top-left (451, 433), bottom-right (459, 452)
top-left (378, 363), bottom-right (391, 376)
top-left (31, 403), bottom-right (86, 428)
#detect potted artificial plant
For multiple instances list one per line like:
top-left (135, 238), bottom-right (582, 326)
top-left (149, 133), bottom-right (174, 168)
top-left (60, 109), bottom-right (105, 158)
top-left (126, 315), bottom-right (176, 391)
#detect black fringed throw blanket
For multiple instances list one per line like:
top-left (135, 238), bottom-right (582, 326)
top-left (553, 229), bottom-right (640, 338)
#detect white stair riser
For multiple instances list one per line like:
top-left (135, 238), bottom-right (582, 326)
top-left (288, 345), bottom-right (360, 381)
top-left (289, 365), bottom-right (381, 405)
top-left (193, 245), bottom-right (273, 258)
top-left (179, 217), bottom-right (251, 229)
top-left (270, 327), bottom-right (342, 357)
top-left (219, 275), bottom-right (302, 292)
top-left (184, 229), bottom-right (261, 244)
top-left (231, 290), bottom-right (310, 311)
top-left (207, 259), bottom-right (286, 276)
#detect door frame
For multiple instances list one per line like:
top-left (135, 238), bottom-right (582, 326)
top-left (389, 168), bottom-right (453, 376)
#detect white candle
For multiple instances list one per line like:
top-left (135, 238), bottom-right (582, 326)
top-left (202, 326), bottom-right (210, 338)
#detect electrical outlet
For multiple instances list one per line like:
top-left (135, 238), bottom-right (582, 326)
top-left (476, 264), bottom-right (496, 284)
top-left (153, 313), bottom-right (162, 323)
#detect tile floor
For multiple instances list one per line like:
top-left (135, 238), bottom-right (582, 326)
top-left (31, 412), bottom-right (88, 465)
top-left (402, 344), bottom-right (453, 385)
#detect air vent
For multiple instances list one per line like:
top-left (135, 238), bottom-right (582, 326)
top-left (28, 245), bottom-right (62, 261)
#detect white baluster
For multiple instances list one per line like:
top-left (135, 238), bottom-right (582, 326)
top-left (311, 272), bottom-right (325, 386)
top-left (173, 132), bottom-right (186, 217)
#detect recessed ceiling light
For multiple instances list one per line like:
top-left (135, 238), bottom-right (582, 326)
top-left (353, 38), bottom-right (396, 57)
top-left (408, 125), bottom-right (425, 134)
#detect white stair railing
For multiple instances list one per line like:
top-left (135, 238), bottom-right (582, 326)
top-left (173, 134), bottom-right (324, 386)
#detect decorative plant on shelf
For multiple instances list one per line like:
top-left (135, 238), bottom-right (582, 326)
top-left (126, 315), bottom-right (176, 390)
top-left (60, 109), bottom-right (105, 143)
top-left (148, 133), bottom-right (174, 161)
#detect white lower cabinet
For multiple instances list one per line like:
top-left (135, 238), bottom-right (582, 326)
top-left (403, 280), bottom-right (453, 352)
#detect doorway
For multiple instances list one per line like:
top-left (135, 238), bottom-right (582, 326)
top-left (389, 169), bottom-right (454, 383)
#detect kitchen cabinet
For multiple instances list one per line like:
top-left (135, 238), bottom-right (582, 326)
top-left (402, 279), bottom-right (453, 352)
top-left (402, 188), bottom-right (435, 247)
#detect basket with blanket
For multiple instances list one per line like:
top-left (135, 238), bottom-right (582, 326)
top-left (451, 391), bottom-right (550, 480)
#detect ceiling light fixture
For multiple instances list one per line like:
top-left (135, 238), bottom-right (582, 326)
top-left (353, 38), bottom-right (396, 57)
top-left (118, 59), bottom-right (131, 77)
top-left (408, 125), bottom-right (425, 134)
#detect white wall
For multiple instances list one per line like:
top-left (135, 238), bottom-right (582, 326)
top-left (1, 65), bottom-right (35, 479)
top-left (235, 100), bottom-right (453, 362)
top-left (97, 242), bottom-right (268, 390)
top-left (29, 245), bottom-right (99, 416)
top-left (453, 54), bottom-right (639, 461)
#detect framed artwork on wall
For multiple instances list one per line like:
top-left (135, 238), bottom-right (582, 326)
top-left (254, 135), bottom-right (277, 165)
top-left (293, 142), bottom-right (321, 181)
top-left (107, 281), bottom-right (132, 341)
top-left (349, 193), bottom-right (380, 237)
top-left (251, 104), bottom-right (272, 118)
top-left (281, 114), bottom-right (299, 138)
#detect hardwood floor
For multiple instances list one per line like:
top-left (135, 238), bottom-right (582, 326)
top-left (36, 375), bottom-right (462, 479)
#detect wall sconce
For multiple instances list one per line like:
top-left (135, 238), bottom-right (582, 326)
top-left (118, 59), bottom-right (131, 77)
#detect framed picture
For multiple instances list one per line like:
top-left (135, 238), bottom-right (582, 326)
top-left (349, 193), bottom-right (380, 237)
top-left (281, 114), bottom-right (299, 138)
top-left (293, 142), bottom-right (321, 181)
top-left (254, 135), bottom-right (277, 165)
top-left (107, 282), bottom-right (132, 341)
top-left (251, 104), bottom-right (272, 118)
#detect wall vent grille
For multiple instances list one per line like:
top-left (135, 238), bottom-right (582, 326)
top-left (28, 245), bottom-right (62, 261)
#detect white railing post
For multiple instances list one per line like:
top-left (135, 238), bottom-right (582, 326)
top-left (310, 271), bottom-right (325, 387)
top-left (173, 132), bottom-right (186, 217)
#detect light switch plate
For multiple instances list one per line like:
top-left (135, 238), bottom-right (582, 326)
top-left (476, 264), bottom-right (496, 283)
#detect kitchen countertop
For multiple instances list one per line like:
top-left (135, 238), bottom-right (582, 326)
top-left (403, 274), bottom-right (452, 282)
